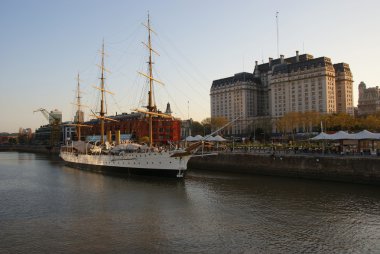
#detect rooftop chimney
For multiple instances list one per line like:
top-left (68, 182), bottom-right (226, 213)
top-left (269, 57), bottom-right (273, 67)
top-left (296, 51), bottom-right (299, 62)
top-left (280, 55), bottom-right (284, 64)
top-left (254, 61), bottom-right (259, 76)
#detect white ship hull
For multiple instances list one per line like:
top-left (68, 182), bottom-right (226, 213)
top-left (60, 150), bottom-right (192, 177)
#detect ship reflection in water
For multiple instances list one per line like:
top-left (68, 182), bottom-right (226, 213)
top-left (0, 152), bottom-right (379, 253)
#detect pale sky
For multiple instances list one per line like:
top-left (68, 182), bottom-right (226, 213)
top-left (1, 0), bottom-right (380, 133)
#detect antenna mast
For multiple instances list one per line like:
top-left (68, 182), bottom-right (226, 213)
top-left (276, 11), bottom-right (279, 58)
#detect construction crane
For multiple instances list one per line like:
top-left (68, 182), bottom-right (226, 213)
top-left (34, 108), bottom-right (61, 148)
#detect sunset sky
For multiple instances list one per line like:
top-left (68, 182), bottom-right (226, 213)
top-left (1, 0), bottom-right (380, 132)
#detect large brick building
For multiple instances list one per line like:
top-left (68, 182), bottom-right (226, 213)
top-left (80, 112), bottom-right (181, 144)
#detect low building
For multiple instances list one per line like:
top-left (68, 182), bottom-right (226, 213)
top-left (0, 133), bottom-right (18, 144)
top-left (181, 119), bottom-right (192, 139)
top-left (34, 125), bottom-right (53, 145)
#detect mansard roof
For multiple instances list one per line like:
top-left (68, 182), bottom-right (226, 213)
top-left (272, 57), bottom-right (333, 75)
top-left (255, 54), bottom-right (314, 72)
top-left (333, 62), bottom-right (351, 73)
top-left (211, 72), bottom-right (257, 89)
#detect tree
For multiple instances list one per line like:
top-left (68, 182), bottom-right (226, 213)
top-left (139, 136), bottom-right (149, 144)
top-left (211, 117), bottom-right (229, 131)
top-left (201, 118), bottom-right (211, 135)
top-left (201, 117), bottom-right (228, 135)
top-left (362, 115), bottom-right (380, 132)
top-left (191, 121), bottom-right (204, 136)
top-left (301, 111), bottom-right (321, 133)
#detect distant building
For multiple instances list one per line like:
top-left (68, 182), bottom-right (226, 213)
top-left (181, 119), bottom-right (192, 139)
top-left (254, 51), bottom-right (354, 118)
top-left (334, 63), bottom-right (354, 115)
top-left (0, 133), bottom-right (18, 144)
top-left (210, 72), bottom-right (267, 136)
top-left (34, 122), bottom-right (75, 145)
top-left (211, 51), bottom-right (354, 135)
top-left (62, 122), bottom-right (76, 142)
top-left (357, 82), bottom-right (380, 115)
top-left (34, 125), bottom-right (52, 144)
top-left (74, 110), bottom-right (84, 123)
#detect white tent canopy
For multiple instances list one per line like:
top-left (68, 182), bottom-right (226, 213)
top-left (310, 132), bottom-right (332, 140)
top-left (185, 135), bottom-right (227, 142)
top-left (351, 130), bottom-right (380, 140)
top-left (328, 131), bottom-right (354, 140)
top-left (204, 135), bottom-right (215, 141)
top-left (311, 130), bottom-right (380, 141)
top-left (193, 135), bottom-right (204, 141)
top-left (204, 135), bottom-right (227, 142)
top-left (213, 135), bottom-right (227, 142)
top-left (185, 136), bottom-right (196, 141)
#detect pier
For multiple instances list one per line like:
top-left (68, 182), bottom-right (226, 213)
top-left (189, 151), bottom-right (380, 185)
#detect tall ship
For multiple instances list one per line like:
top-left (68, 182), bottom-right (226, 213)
top-left (60, 14), bottom-right (202, 177)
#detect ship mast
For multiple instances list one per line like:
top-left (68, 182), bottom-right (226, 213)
top-left (138, 13), bottom-right (167, 147)
top-left (76, 73), bottom-right (82, 141)
top-left (90, 40), bottom-right (118, 144)
top-left (100, 42), bottom-right (106, 144)
top-left (147, 14), bottom-right (154, 147)
top-left (141, 13), bottom-right (160, 147)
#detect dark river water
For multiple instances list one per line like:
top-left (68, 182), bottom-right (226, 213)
top-left (0, 152), bottom-right (379, 253)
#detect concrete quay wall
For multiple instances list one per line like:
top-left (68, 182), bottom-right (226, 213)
top-left (0, 145), bottom-right (59, 154)
top-left (188, 153), bottom-right (380, 185)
